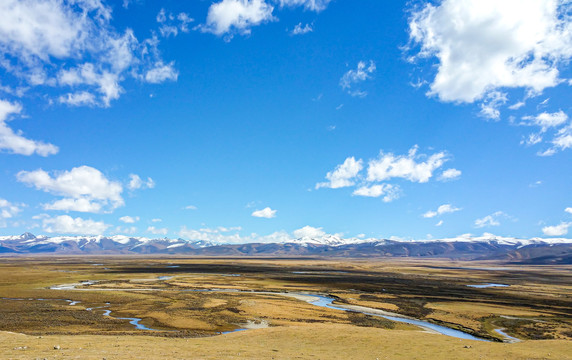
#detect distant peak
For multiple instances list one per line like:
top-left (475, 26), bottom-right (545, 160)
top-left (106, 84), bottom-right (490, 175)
top-left (20, 232), bottom-right (36, 240)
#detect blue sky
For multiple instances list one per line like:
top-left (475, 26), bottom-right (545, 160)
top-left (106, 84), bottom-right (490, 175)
top-left (0, 0), bottom-right (571, 242)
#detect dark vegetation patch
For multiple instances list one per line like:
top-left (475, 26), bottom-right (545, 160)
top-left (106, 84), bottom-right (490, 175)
top-left (346, 312), bottom-right (395, 329)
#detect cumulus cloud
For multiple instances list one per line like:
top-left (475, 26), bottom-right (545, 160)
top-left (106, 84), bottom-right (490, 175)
top-left (339, 60), bottom-right (376, 97)
top-left (435, 220), bottom-right (444, 226)
top-left (0, 198), bottom-right (24, 227)
top-left (474, 211), bottom-right (507, 228)
top-left (178, 225), bottom-right (291, 244)
top-left (119, 216), bottom-right (139, 224)
top-left (147, 226), bottom-right (168, 235)
top-left (408, 0), bottom-right (572, 104)
top-left (278, 0), bottom-right (332, 12)
top-left (145, 62), bottom-right (178, 83)
top-left (422, 204), bottom-right (461, 218)
top-left (42, 215), bottom-right (110, 235)
top-left (291, 22), bottom-right (313, 35)
top-left (316, 146), bottom-right (454, 202)
top-left (0, 0), bottom-right (178, 107)
top-left (199, 0), bottom-right (275, 38)
top-left (367, 146), bottom-right (448, 183)
top-left (408, 0), bottom-right (572, 153)
top-left (566, 207), bottom-right (572, 215)
top-left (0, 99), bottom-right (59, 156)
top-left (315, 157), bottom-right (363, 189)
top-left (293, 225), bottom-right (325, 238)
top-left (438, 168), bottom-right (461, 181)
top-left (352, 184), bottom-right (401, 202)
top-left (127, 174), bottom-right (155, 190)
top-left (251, 207), bottom-right (277, 218)
top-left (17, 166), bottom-right (124, 213)
top-left (542, 222), bottom-right (571, 236)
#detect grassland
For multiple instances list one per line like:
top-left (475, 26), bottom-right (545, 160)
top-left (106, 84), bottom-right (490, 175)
top-left (0, 256), bottom-right (571, 359)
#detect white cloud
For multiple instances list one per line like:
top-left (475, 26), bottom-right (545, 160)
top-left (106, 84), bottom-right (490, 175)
top-left (435, 220), bottom-right (444, 226)
top-left (178, 226), bottom-right (291, 244)
top-left (251, 207), bottom-right (277, 218)
top-left (128, 174), bottom-right (155, 190)
top-left (316, 146), bottom-right (455, 202)
top-left (316, 156), bottom-right (363, 189)
top-left (408, 0), bottom-right (572, 104)
top-left (0, 198), bottom-right (23, 219)
top-left (58, 91), bottom-right (97, 107)
top-left (0, 198), bottom-right (24, 227)
top-left (474, 211), bottom-right (506, 228)
top-left (339, 60), bottom-right (376, 97)
top-left (0, 0), bottom-right (178, 107)
top-left (199, 0), bottom-right (275, 38)
top-left (43, 198), bottom-right (104, 213)
top-left (291, 22), bottom-right (313, 35)
top-left (542, 222), bottom-right (571, 236)
top-left (278, 0), bottom-right (332, 12)
top-left (353, 184), bottom-right (401, 203)
top-left (479, 91), bottom-right (507, 120)
top-left (114, 226), bottom-right (137, 234)
top-left (509, 101), bottom-right (526, 110)
top-left (119, 216), bottom-right (139, 224)
top-left (184, 205), bottom-right (198, 210)
top-left (367, 146), bottom-right (448, 183)
top-left (147, 226), bottom-right (168, 236)
top-left (293, 225), bottom-right (325, 238)
top-left (0, 99), bottom-right (59, 156)
top-left (17, 166), bottom-right (124, 213)
top-left (519, 110), bottom-right (572, 155)
top-left (157, 9), bottom-right (194, 37)
top-left (42, 215), bottom-right (110, 235)
top-left (423, 204), bottom-right (461, 218)
top-left (522, 111), bottom-right (569, 131)
top-left (438, 168), bottom-right (461, 181)
top-left (566, 207), bottom-right (572, 215)
top-left (151, 218), bottom-right (162, 222)
top-left (145, 62), bottom-right (178, 83)
top-left (521, 133), bottom-right (543, 146)
top-left (550, 123), bottom-right (572, 152)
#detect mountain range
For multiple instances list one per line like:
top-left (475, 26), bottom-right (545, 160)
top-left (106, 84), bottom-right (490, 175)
top-left (1, 233), bottom-right (571, 263)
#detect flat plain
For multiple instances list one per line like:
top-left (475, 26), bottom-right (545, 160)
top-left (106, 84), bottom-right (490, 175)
top-left (0, 256), bottom-right (571, 359)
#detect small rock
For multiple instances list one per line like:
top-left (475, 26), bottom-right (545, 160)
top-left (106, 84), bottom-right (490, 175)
top-left (54, 345), bottom-right (61, 350)
top-left (463, 345), bottom-right (472, 349)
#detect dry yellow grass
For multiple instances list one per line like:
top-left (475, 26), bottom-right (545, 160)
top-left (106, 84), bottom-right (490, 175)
top-left (1, 256), bottom-right (571, 359)
top-left (2, 324), bottom-right (572, 360)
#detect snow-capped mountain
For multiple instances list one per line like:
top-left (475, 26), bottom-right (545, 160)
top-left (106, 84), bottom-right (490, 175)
top-left (284, 234), bottom-right (376, 247)
top-left (1, 233), bottom-right (571, 263)
top-left (0, 233), bottom-right (215, 254)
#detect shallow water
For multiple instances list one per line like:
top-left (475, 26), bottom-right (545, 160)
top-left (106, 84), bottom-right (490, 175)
top-left (49, 282), bottom-right (491, 340)
top-left (305, 295), bottom-right (489, 342)
top-left (494, 328), bottom-right (520, 342)
top-left (466, 283), bottom-right (509, 288)
top-left (90, 306), bottom-right (161, 331)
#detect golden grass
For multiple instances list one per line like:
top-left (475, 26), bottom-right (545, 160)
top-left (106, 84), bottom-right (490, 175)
top-left (2, 324), bottom-right (572, 360)
top-left (0, 256), bottom-right (571, 358)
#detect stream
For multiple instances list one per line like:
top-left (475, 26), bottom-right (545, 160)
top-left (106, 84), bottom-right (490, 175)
top-left (47, 281), bottom-right (503, 341)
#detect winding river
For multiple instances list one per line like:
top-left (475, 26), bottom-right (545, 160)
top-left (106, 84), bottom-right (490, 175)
top-left (47, 281), bottom-right (500, 341)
